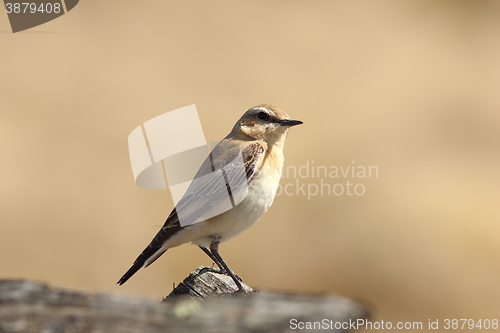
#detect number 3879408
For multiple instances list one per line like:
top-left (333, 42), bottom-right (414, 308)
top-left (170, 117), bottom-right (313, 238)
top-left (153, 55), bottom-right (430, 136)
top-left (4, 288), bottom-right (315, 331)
top-left (5, 3), bottom-right (62, 14)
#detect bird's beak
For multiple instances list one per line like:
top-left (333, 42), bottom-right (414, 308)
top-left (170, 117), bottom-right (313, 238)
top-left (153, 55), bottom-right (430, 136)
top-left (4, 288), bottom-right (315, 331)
top-left (278, 119), bottom-right (303, 127)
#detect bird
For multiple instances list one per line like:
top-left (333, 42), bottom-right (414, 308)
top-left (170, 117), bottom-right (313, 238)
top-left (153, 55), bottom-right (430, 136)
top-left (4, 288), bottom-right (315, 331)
top-left (117, 104), bottom-right (303, 291)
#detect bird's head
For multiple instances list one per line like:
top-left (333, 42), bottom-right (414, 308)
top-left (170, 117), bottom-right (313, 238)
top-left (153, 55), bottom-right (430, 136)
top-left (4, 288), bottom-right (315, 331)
top-left (234, 104), bottom-right (302, 146)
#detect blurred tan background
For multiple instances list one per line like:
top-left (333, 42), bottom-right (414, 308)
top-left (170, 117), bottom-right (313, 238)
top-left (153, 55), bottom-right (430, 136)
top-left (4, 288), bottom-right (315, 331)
top-left (1, 0), bottom-right (499, 330)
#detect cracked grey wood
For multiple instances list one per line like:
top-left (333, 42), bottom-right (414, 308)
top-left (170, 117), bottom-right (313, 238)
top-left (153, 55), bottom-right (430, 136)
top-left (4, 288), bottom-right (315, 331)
top-left (165, 266), bottom-right (254, 298)
top-left (0, 267), bottom-right (370, 333)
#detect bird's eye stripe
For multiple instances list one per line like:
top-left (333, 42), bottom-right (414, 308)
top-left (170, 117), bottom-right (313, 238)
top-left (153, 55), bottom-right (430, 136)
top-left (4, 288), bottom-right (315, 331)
top-left (257, 111), bottom-right (270, 120)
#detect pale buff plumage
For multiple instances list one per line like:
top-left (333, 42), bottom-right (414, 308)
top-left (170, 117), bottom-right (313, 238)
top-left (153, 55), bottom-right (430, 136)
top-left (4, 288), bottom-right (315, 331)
top-left (118, 104), bottom-right (302, 290)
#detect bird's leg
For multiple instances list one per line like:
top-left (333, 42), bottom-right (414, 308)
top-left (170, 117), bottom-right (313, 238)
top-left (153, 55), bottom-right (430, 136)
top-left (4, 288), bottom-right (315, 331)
top-left (199, 246), bottom-right (243, 281)
top-left (209, 238), bottom-right (244, 291)
top-left (198, 246), bottom-right (225, 273)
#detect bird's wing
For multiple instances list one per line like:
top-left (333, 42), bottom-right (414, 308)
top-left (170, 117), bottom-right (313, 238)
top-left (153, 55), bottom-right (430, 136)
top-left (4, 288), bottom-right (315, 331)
top-left (174, 140), bottom-right (265, 226)
top-left (117, 140), bottom-right (265, 285)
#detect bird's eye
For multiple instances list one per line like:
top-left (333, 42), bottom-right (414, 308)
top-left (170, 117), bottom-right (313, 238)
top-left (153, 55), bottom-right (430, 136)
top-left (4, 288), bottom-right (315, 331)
top-left (257, 112), bottom-right (270, 121)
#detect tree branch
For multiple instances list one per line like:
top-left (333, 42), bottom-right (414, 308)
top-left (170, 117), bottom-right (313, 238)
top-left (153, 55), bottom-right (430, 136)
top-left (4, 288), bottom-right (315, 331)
top-left (0, 267), bottom-right (370, 333)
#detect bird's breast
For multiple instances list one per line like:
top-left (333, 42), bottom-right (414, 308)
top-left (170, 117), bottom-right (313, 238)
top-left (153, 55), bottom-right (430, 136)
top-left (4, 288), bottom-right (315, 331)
top-left (189, 146), bottom-right (285, 247)
top-left (247, 146), bottom-right (284, 211)
top-left (227, 146), bottom-right (284, 230)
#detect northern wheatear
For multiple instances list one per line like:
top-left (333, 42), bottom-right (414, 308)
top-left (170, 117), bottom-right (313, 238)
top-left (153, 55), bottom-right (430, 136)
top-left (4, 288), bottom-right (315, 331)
top-left (118, 105), bottom-right (302, 291)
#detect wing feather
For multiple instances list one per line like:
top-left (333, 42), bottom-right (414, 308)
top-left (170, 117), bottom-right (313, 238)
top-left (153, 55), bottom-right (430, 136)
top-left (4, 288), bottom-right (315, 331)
top-left (117, 140), bottom-right (265, 284)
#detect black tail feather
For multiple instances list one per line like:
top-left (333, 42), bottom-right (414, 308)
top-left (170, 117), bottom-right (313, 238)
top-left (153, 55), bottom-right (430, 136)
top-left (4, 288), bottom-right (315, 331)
top-left (118, 212), bottom-right (182, 285)
top-left (117, 246), bottom-right (162, 285)
top-left (117, 261), bottom-right (143, 285)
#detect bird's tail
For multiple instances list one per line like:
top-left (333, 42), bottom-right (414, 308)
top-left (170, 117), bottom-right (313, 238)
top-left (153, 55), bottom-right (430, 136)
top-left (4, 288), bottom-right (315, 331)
top-left (117, 261), bottom-right (143, 285)
top-left (117, 246), bottom-right (166, 285)
top-left (117, 210), bottom-right (182, 285)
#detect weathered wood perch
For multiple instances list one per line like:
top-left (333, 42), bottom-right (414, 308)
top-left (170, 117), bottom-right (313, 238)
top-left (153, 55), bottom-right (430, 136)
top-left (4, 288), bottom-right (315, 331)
top-left (0, 267), bottom-right (370, 332)
top-left (165, 266), bottom-right (255, 298)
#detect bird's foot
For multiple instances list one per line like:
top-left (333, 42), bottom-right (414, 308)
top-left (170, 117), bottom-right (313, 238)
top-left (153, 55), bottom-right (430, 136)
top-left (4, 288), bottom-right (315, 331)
top-left (200, 266), bottom-right (225, 275)
top-left (208, 267), bottom-right (243, 282)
